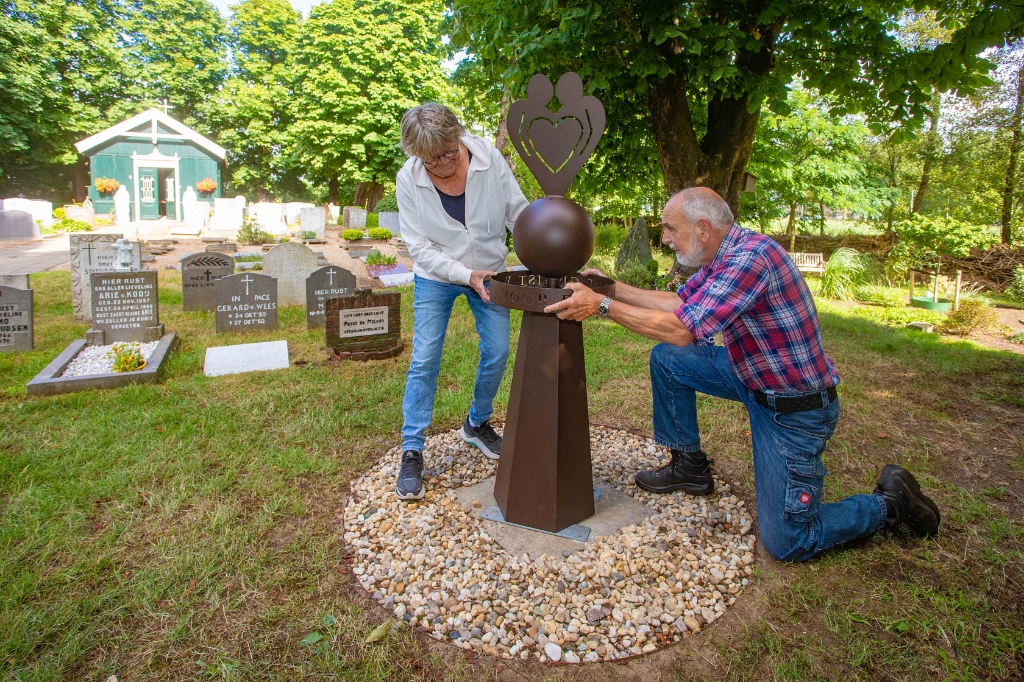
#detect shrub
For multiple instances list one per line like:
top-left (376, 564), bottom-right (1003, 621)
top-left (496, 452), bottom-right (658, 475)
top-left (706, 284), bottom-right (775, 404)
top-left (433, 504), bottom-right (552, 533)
top-left (366, 212), bottom-right (379, 228)
top-left (939, 297), bottom-right (999, 336)
top-left (893, 214), bottom-right (999, 263)
top-left (821, 248), bottom-right (879, 300)
top-left (234, 254), bottom-right (263, 262)
top-left (107, 342), bottom-right (145, 373)
top-left (367, 227), bottom-right (392, 240)
top-left (854, 285), bottom-right (905, 308)
top-left (595, 223), bottom-right (628, 251)
top-left (94, 177), bottom-right (120, 195)
top-left (617, 258), bottom-right (659, 289)
top-left (1006, 265), bottom-right (1024, 304)
top-left (366, 250), bottom-right (398, 266)
top-left (53, 207), bottom-right (65, 220)
top-left (301, 230), bottom-right (317, 240)
top-left (375, 194), bottom-right (399, 212)
top-left (43, 218), bottom-right (91, 235)
top-left (343, 229), bottom-right (365, 241)
top-left (236, 218), bottom-right (274, 245)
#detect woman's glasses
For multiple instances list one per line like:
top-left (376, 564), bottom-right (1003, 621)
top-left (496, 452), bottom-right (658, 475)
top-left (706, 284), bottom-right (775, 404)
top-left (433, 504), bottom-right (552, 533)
top-left (423, 147), bottom-right (459, 166)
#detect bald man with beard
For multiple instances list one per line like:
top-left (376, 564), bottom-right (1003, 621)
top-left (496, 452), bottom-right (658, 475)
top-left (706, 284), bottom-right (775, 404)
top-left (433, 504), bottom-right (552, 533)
top-left (546, 187), bottom-right (940, 562)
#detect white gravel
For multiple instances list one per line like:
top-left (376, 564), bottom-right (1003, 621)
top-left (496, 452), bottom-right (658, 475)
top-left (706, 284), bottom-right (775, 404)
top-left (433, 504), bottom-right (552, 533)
top-left (61, 341), bottom-right (160, 377)
top-left (344, 426), bottom-right (756, 664)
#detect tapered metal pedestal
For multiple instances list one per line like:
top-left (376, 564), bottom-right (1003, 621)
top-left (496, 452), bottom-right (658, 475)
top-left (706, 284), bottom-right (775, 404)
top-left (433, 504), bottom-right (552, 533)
top-left (493, 311), bottom-right (595, 533)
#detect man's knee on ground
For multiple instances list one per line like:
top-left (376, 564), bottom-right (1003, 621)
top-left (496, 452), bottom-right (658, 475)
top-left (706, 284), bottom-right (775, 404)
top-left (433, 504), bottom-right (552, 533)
top-left (760, 526), bottom-right (818, 563)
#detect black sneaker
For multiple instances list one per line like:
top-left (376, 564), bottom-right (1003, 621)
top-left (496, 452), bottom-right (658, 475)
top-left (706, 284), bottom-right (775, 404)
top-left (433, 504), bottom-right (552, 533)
top-left (874, 464), bottom-right (940, 537)
top-left (634, 449), bottom-right (715, 496)
top-left (395, 450), bottom-right (424, 500)
top-left (459, 417), bottom-right (501, 460)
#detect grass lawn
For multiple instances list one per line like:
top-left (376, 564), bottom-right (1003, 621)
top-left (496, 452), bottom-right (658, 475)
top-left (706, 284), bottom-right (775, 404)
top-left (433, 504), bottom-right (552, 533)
top-left (1, 270), bottom-right (1023, 681)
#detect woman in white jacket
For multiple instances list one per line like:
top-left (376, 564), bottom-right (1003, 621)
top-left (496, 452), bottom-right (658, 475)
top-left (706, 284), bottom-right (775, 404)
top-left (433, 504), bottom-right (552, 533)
top-left (394, 103), bottom-right (529, 500)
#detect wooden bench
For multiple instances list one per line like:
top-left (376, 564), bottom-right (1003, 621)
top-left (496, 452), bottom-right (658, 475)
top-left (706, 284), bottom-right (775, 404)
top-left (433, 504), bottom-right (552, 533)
top-left (788, 252), bottom-right (824, 275)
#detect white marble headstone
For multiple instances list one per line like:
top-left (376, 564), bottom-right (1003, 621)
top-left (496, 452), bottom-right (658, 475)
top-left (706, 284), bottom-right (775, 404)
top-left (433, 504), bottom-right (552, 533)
top-left (204, 340), bottom-right (290, 377)
top-left (252, 203), bottom-right (286, 235)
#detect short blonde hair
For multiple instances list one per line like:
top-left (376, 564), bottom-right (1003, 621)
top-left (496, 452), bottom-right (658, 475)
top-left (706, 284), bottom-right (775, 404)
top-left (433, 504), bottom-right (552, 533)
top-left (401, 103), bottom-right (466, 159)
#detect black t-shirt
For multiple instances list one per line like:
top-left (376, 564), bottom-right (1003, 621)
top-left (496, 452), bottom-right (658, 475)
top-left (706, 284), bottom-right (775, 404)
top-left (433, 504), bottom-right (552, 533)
top-left (436, 150), bottom-right (472, 225)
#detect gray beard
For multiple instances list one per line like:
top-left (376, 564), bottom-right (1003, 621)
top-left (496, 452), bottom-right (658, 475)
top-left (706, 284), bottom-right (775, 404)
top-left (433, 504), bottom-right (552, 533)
top-left (673, 232), bottom-right (705, 268)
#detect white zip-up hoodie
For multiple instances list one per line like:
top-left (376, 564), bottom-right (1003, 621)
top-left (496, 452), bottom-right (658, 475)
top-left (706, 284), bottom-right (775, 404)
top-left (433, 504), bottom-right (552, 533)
top-left (396, 134), bottom-right (529, 286)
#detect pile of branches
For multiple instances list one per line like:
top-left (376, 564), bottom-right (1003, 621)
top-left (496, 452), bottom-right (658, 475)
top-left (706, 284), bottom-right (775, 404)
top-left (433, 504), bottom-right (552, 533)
top-left (946, 245), bottom-right (1024, 291)
top-left (768, 233), bottom-right (895, 260)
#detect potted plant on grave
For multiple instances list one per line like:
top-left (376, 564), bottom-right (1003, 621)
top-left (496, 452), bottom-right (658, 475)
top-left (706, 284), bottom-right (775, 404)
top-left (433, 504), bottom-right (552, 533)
top-left (343, 228), bottom-right (367, 242)
top-left (94, 178), bottom-right (120, 196)
top-left (195, 178), bottom-right (218, 197)
top-left (107, 342), bottom-right (147, 372)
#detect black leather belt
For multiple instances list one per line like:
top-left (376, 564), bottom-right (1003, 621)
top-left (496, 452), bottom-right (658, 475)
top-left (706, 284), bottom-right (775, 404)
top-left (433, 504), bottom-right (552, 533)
top-left (753, 386), bottom-right (838, 414)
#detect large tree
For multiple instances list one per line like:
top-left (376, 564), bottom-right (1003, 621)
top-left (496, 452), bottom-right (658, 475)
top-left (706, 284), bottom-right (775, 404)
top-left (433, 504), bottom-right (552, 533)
top-left (290, 0), bottom-right (450, 208)
top-left (449, 0), bottom-right (1024, 214)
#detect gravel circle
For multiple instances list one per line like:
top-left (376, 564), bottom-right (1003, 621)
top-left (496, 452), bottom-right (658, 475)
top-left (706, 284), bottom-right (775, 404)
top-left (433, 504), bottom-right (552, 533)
top-left (61, 341), bottom-right (160, 377)
top-left (344, 426), bottom-right (756, 664)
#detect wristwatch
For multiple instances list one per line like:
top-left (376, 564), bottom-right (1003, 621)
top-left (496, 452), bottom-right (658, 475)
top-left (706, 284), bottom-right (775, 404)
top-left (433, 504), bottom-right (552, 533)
top-left (597, 296), bottom-right (612, 317)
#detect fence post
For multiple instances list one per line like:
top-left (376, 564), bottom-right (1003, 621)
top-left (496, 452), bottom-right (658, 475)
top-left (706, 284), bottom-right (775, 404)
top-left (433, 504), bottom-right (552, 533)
top-left (954, 270), bottom-right (963, 311)
top-left (909, 270), bottom-right (915, 304)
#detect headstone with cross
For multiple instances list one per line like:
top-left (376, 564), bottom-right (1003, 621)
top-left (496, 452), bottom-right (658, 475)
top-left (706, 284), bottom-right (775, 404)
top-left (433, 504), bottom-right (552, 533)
top-left (70, 234), bottom-right (141, 321)
top-left (181, 252), bottom-right (235, 311)
top-left (215, 272), bottom-right (277, 333)
top-left (305, 265), bottom-right (356, 328)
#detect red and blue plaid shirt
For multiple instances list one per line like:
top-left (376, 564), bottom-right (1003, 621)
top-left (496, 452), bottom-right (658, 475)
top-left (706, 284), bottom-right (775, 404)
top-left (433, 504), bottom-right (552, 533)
top-left (675, 224), bottom-right (840, 393)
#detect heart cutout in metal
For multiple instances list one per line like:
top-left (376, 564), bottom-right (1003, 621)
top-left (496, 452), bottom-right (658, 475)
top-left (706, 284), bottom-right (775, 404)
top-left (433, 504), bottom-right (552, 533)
top-left (528, 117), bottom-right (584, 173)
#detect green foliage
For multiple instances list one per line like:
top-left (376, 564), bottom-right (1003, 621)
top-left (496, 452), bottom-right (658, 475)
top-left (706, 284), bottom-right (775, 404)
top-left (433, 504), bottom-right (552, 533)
top-left (1009, 329), bottom-right (1024, 345)
top-left (616, 258), bottom-right (660, 290)
top-left (1006, 266), bottom-right (1024, 303)
top-left (894, 214), bottom-right (999, 262)
top-left (234, 254), bottom-right (262, 262)
top-left (106, 342), bottom-right (146, 373)
top-left (366, 250), bottom-right (397, 266)
top-left (236, 217), bottom-right (274, 244)
top-left (375, 194), bottom-right (399, 212)
top-left (595, 223), bottom-right (628, 252)
top-left (940, 297), bottom-right (999, 336)
top-left (52, 206), bottom-right (65, 220)
top-left (821, 248), bottom-right (879, 301)
top-left (854, 285), bottom-right (905, 308)
top-left (342, 229), bottom-right (365, 241)
top-left (367, 227), bottom-right (392, 240)
top-left (301, 230), bottom-right (317, 240)
top-left (366, 213), bottom-right (379, 228)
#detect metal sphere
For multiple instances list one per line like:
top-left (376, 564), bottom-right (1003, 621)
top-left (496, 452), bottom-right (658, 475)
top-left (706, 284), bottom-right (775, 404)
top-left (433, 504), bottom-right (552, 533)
top-left (512, 197), bottom-right (595, 278)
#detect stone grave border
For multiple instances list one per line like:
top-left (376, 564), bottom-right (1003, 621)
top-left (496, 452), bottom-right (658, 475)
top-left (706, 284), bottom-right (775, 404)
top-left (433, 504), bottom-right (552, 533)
top-left (26, 333), bottom-right (177, 396)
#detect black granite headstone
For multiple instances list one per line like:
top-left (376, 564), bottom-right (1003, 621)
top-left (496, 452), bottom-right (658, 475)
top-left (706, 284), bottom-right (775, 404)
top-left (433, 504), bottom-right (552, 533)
top-left (0, 285), bottom-right (33, 352)
top-left (181, 253), bottom-right (235, 312)
top-left (88, 271), bottom-right (162, 344)
top-left (215, 273), bottom-right (278, 333)
top-left (305, 265), bottom-right (356, 328)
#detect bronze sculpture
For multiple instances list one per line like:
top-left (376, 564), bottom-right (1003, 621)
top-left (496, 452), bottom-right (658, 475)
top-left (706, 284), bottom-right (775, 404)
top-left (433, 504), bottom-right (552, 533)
top-left (490, 72), bottom-right (614, 533)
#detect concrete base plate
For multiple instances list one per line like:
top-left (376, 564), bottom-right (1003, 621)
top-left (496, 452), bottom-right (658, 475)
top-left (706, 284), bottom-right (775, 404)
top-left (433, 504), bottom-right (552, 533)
top-left (454, 475), bottom-right (655, 559)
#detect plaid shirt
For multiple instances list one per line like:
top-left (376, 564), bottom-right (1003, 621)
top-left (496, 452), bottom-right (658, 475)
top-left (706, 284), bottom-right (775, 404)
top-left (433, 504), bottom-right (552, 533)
top-left (675, 224), bottom-right (840, 393)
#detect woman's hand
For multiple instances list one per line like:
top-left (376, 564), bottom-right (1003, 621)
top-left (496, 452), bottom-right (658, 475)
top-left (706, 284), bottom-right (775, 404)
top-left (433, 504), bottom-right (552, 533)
top-left (470, 269), bottom-right (496, 302)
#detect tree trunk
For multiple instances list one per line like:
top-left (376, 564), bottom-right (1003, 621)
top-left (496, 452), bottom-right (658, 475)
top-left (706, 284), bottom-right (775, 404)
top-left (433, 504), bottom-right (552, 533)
top-left (354, 181), bottom-right (384, 211)
top-left (819, 201), bottom-right (826, 236)
top-left (913, 93), bottom-right (942, 214)
top-left (328, 177), bottom-right (339, 204)
top-left (495, 84), bottom-right (514, 169)
top-left (73, 155), bottom-right (88, 203)
top-left (787, 199), bottom-right (797, 252)
top-left (257, 188), bottom-right (271, 202)
top-left (1002, 59), bottom-right (1024, 244)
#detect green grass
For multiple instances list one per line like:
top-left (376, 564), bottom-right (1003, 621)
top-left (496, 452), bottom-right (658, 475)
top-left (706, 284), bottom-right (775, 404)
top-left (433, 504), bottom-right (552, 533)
top-left (1, 270), bottom-right (1023, 680)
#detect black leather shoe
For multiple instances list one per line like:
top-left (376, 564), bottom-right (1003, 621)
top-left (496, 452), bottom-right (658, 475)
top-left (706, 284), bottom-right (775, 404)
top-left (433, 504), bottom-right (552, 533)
top-left (395, 450), bottom-right (424, 500)
top-left (635, 449), bottom-right (715, 495)
top-left (874, 464), bottom-right (940, 537)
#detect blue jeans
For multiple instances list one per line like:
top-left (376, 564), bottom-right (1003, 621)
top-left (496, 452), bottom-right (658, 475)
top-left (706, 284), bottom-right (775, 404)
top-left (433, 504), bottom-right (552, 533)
top-left (401, 276), bottom-right (510, 452)
top-left (650, 343), bottom-right (887, 562)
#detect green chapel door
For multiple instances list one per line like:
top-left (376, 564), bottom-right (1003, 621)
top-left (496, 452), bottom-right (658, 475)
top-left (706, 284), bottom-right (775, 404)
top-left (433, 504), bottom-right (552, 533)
top-left (164, 173), bottom-right (176, 219)
top-left (139, 168), bottom-right (160, 220)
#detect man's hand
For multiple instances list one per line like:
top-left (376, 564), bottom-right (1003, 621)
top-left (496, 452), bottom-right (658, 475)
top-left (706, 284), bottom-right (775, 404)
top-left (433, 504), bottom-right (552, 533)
top-left (544, 281), bottom-right (604, 320)
top-left (470, 269), bottom-right (496, 302)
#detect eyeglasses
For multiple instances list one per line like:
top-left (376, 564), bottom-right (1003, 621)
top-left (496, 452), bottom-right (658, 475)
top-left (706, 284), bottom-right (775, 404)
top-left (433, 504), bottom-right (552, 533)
top-left (423, 147), bottom-right (459, 166)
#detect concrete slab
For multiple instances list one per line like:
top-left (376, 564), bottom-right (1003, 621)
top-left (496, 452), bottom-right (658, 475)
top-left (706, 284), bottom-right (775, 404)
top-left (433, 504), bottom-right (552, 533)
top-left (203, 340), bottom-right (289, 377)
top-left (453, 475), bottom-right (654, 559)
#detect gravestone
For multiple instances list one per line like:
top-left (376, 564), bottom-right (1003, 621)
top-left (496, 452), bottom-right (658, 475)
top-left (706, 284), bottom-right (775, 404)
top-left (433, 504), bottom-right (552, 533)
top-left (216, 273), bottom-right (278, 332)
top-left (64, 205), bottom-right (95, 226)
top-left (252, 202), bottom-right (285, 235)
top-left (285, 202), bottom-right (315, 226)
top-left (70, 234), bottom-right (140, 321)
top-left (328, 204), bottom-right (340, 224)
top-left (343, 206), bottom-right (367, 228)
top-left (300, 207), bottom-right (326, 239)
top-left (616, 218), bottom-right (653, 271)
top-left (0, 285), bottom-right (33, 353)
top-left (204, 340), bottom-right (290, 377)
top-left (213, 197), bottom-right (244, 232)
top-left (181, 252), bottom-right (235, 311)
top-left (378, 212), bottom-right (400, 231)
top-left (325, 288), bottom-right (403, 360)
top-left (87, 271), bottom-right (163, 345)
top-left (0, 210), bottom-right (38, 240)
top-left (263, 242), bottom-right (318, 307)
top-left (3, 199), bottom-right (52, 228)
top-left (305, 265), bottom-right (356, 328)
